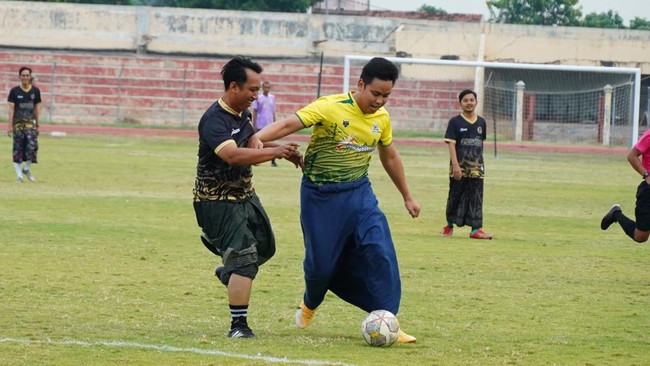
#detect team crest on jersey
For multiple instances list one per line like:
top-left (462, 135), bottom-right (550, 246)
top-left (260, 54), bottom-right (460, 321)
top-left (31, 94), bottom-right (35, 100)
top-left (477, 126), bottom-right (483, 134)
top-left (372, 123), bottom-right (380, 134)
top-left (342, 120), bottom-right (350, 127)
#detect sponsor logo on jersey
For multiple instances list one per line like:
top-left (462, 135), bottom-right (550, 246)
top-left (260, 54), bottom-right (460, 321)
top-left (336, 135), bottom-right (374, 152)
top-left (231, 128), bottom-right (240, 135)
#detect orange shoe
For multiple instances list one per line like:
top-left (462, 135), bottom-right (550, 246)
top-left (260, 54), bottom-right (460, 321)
top-left (470, 228), bottom-right (493, 240)
top-left (397, 329), bottom-right (417, 343)
top-left (441, 225), bottom-right (453, 237)
top-left (295, 301), bottom-right (316, 329)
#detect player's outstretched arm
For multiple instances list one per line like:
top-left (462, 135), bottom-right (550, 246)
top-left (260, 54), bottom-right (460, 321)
top-left (218, 141), bottom-right (299, 166)
top-left (254, 115), bottom-right (304, 144)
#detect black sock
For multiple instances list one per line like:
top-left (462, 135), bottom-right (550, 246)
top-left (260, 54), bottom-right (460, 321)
top-left (614, 211), bottom-right (636, 239)
top-left (230, 304), bottom-right (248, 328)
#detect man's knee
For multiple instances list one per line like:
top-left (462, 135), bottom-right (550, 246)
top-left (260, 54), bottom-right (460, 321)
top-left (633, 229), bottom-right (650, 243)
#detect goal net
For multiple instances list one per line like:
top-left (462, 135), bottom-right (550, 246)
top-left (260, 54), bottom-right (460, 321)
top-left (343, 55), bottom-right (641, 148)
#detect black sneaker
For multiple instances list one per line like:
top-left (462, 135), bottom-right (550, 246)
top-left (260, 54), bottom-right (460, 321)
top-left (227, 325), bottom-right (255, 338)
top-left (601, 204), bottom-right (621, 230)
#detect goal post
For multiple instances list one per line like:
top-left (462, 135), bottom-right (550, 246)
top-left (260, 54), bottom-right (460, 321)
top-left (343, 55), bottom-right (642, 147)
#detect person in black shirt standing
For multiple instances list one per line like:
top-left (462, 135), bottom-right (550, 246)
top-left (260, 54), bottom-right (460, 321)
top-left (193, 56), bottom-right (303, 338)
top-left (441, 89), bottom-right (493, 239)
top-left (7, 66), bottom-right (41, 183)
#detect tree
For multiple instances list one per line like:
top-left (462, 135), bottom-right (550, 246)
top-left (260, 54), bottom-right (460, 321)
top-left (419, 4), bottom-right (447, 16)
top-left (630, 17), bottom-right (650, 30)
top-left (582, 10), bottom-right (625, 29)
top-left (487, 0), bottom-right (582, 26)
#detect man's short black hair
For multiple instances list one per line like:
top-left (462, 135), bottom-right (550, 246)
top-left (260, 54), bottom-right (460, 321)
top-left (360, 57), bottom-right (399, 86)
top-left (221, 56), bottom-right (263, 91)
top-left (19, 66), bottom-right (32, 76)
top-left (458, 89), bottom-right (477, 102)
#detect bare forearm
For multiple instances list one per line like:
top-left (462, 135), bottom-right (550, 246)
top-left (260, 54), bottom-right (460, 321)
top-left (255, 115), bottom-right (303, 142)
top-left (628, 149), bottom-right (645, 175)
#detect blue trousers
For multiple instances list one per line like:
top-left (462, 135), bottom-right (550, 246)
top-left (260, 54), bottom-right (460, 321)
top-left (300, 176), bottom-right (401, 314)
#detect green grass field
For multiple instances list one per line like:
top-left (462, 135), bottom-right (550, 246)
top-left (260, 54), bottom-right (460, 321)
top-left (0, 133), bottom-right (648, 366)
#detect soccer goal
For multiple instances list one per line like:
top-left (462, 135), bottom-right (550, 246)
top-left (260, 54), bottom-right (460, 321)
top-left (343, 55), bottom-right (642, 147)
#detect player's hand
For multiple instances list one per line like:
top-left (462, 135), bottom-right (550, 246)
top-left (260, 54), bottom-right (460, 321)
top-left (452, 166), bottom-right (462, 180)
top-left (404, 198), bottom-right (420, 218)
top-left (273, 143), bottom-right (299, 159)
top-left (285, 150), bottom-right (304, 169)
top-left (248, 134), bottom-right (264, 149)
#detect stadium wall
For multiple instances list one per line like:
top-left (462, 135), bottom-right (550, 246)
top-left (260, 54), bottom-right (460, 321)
top-left (1, 1), bottom-right (649, 73)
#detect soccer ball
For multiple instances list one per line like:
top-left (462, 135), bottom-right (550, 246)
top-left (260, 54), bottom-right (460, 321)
top-left (360, 310), bottom-right (400, 347)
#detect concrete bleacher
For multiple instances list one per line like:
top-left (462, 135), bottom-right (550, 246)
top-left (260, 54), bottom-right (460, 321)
top-left (0, 49), bottom-right (466, 131)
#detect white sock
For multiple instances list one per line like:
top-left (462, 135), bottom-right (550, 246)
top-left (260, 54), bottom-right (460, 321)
top-left (24, 161), bottom-right (32, 171)
top-left (13, 163), bottom-right (23, 178)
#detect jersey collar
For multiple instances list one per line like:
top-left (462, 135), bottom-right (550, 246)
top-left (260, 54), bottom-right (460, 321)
top-left (218, 98), bottom-right (242, 117)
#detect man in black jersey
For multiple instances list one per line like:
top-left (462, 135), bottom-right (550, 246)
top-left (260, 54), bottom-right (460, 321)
top-left (7, 66), bottom-right (41, 183)
top-left (441, 89), bottom-right (493, 239)
top-left (193, 56), bottom-right (303, 338)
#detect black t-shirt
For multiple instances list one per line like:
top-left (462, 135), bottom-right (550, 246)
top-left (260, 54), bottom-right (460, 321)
top-left (444, 114), bottom-right (486, 178)
top-left (7, 85), bottom-right (41, 125)
top-left (193, 99), bottom-right (256, 202)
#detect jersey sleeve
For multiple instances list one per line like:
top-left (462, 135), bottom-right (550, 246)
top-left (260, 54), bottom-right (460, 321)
top-left (34, 87), bottom-right (42, 104)
top-left (480, 117), bottom-right (487, 140)
top-left (201, 115), bottom-right (233, 152)
top-left (378, 112), bottom-right (393, 146)
top-left (295, 96), bottom-right (328, 128)
top-left (443, 117), bottom-right (457, 143)
top-left (635, 130), bottom-right (650, 153)
top-left (7, 88), bottom-right (15, 103)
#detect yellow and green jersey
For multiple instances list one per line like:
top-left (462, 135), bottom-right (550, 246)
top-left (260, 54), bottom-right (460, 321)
top-left (296, 91), bottom-right (393, 184)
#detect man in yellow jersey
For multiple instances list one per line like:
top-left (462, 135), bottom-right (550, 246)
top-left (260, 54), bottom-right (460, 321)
top-left (252, 57), bottom-right (420, 343)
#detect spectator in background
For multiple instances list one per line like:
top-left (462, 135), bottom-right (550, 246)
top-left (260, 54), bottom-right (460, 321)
top-left (441, 89), bottom-right (493, 240)
top-left (7, 66), bottom-right (41, 183)
top-left (251, 81), bottom-right (278, 166)
top-left (193, 56), bottom-right (303, 338)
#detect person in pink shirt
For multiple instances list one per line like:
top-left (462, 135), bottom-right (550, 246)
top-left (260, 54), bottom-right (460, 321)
top-left (601, 128), bottom-right (650, 242)
top-left (251, 81), bottom-right (278, 166)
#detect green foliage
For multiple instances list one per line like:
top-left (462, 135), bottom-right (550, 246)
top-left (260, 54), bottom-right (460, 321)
top-left (630, 16), bottom-right (650, 30)
top-left (418, 4), bottom-right (447, 15)
top-left (0, 133), bottom-right (649, 365)
top-left (487, 0), bottom-right (582, 26)
top-left (486, 0), bottom-right (650, 30)
top-left (582, 10), bottom-right (625, 29)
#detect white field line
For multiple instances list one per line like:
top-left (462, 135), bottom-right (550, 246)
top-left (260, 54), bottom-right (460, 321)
top-left (0, 337), bottom-right (357, 366)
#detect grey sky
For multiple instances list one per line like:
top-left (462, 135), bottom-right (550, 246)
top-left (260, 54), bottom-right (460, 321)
top-left (369, 0), bottom-right (645, 24)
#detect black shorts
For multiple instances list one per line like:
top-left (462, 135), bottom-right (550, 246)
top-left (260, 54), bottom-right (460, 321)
top-left (194, 193), bottom-right (276, 273)
top-left (635, 181), bottom-right (650, 231)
